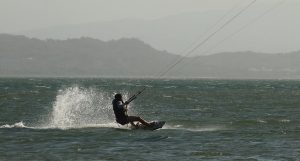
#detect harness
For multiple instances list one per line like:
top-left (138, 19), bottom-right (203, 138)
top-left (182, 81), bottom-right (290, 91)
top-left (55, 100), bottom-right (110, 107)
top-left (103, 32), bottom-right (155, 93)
top-left (112, 99), bottom-right (129, 125)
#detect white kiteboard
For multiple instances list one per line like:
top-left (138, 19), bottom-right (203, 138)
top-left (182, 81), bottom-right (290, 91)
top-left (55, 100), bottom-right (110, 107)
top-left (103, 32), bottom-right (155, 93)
top-left (133, 121), bottom-right (165, 130)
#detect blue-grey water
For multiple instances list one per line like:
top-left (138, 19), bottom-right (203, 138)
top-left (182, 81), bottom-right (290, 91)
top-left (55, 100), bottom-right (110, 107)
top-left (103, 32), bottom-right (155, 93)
top-left (0, 78), bottom-right (299, 161)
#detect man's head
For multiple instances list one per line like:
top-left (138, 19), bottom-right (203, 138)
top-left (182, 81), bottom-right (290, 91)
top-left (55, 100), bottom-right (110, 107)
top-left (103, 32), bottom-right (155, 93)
top-left (114, 93), bottom-right (122, 100)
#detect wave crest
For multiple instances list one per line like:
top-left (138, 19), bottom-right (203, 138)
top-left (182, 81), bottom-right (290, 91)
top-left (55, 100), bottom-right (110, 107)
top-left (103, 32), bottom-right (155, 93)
top-left (0, 121), bottom-right (27, 128)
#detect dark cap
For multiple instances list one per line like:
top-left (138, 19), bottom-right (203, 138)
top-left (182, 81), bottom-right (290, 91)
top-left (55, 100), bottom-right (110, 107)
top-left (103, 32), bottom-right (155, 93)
top-left (114, 93), bottom-right (122, 100)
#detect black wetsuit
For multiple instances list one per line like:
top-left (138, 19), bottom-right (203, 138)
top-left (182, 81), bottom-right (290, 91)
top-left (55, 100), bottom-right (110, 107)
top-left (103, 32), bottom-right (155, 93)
top-left (112, 99), bottom-right (129, 125)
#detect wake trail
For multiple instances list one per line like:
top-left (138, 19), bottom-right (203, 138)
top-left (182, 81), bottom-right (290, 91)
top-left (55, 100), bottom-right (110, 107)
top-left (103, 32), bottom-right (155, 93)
top-left (162, 124), bottom-right (227, 132)
top-left (0, 121), bottom-right (132, 130)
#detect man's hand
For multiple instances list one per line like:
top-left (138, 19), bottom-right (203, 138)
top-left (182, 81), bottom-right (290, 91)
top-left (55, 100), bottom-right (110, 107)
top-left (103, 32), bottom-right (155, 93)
top-left (125, 101), bottom-right (129, 105)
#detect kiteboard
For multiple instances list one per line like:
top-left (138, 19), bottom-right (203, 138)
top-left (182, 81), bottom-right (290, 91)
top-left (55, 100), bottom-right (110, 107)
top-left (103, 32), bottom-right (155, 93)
top-left (132, 121), bottom-right (165, 130)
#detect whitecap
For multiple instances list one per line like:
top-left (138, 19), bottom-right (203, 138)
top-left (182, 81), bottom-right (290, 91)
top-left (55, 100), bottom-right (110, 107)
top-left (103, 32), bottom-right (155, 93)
top-left (164, 86), bottom-right (177, 89)
top-left (279, 119), bottom-right (290, 123)
top-left (187, 86), bottom-right (198, 89)
top-left (0, 121), bottom-right (27, 128)
top-left (257, 119), bottom-right (267, 123)
top-left (35, 85), bottom-right (51, 89)
top-left (162, 124), bottom-right (226, 132)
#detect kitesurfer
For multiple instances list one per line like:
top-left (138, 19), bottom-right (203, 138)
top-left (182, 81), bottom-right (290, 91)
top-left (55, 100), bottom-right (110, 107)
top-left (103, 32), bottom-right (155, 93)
top-left (112, 93), bottom-right (151, 127)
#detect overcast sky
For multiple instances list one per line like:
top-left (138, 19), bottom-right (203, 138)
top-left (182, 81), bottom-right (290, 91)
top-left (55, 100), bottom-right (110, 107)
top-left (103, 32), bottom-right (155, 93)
top-left (0, 0), bottom-right (299, 54)
top-left (0, 0), bottom-right (294, 32)
top-left (0, 0), bottom-right (238, 32)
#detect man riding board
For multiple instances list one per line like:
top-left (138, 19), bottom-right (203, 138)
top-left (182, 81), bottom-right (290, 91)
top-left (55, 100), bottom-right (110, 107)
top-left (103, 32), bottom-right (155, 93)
top-left (112, 93), bottom-right (151, 127)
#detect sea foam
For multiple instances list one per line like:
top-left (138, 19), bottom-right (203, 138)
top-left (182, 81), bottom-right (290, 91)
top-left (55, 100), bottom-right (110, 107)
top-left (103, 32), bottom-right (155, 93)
top-left (42, 86), bottom-right (133, 130)
top-left (46, 86), bottom-right (114, 129)
top-left (0, 121), bottom-right (27, 128)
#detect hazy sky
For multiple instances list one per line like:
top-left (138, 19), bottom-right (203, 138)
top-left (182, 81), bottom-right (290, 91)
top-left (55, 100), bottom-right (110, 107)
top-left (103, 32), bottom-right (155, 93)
top-left (0, 0), bottom-right (294, 32)
top-left (0, 0), bottom-right (238, 32)
top-left (0, 0), bottom-right (299, 54)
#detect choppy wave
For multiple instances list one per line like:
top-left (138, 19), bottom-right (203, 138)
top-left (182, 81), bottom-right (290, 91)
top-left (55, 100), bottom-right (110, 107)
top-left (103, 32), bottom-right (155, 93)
top-left (164, 86), bottom-right (177, 89)
top-left (162, 124), bottom-right (226, 132)
top-left (232, 118), bottom-right (292, 126)
top-left (0, 122), bottom-right (27, 128)
top-left (35, 85), bottom-right (51, 89)
top-left (162, 95), bottom-right (172, 98)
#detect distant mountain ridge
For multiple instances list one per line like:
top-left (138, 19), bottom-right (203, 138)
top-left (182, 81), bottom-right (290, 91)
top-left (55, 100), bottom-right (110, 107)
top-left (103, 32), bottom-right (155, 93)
top-left (0, 34), bottom-right (300, 79)
top-left (17, 12), bottom-right (223, 54)
top-left (17, 11), bottom-right (300, 54)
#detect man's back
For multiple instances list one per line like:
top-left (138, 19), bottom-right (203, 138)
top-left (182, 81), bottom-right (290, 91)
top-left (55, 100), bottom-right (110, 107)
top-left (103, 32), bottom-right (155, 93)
top-left (112, 99), bottom-right (128, 125)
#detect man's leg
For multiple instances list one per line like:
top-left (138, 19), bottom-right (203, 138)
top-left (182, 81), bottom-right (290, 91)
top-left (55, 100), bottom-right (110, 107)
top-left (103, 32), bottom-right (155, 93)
top-left (129, 121), bottom-right (137, 127)
top-left (128, 116), bottom-right (151, 127)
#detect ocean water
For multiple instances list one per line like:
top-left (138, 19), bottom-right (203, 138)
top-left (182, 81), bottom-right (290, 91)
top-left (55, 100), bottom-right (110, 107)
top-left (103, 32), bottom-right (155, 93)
top-left (0, 78), bottom-right (299, 161)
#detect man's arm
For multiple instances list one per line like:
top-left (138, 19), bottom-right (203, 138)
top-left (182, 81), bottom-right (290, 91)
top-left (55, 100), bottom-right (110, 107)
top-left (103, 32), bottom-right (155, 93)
top-left (117, 101), bottom-right (128, 112)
